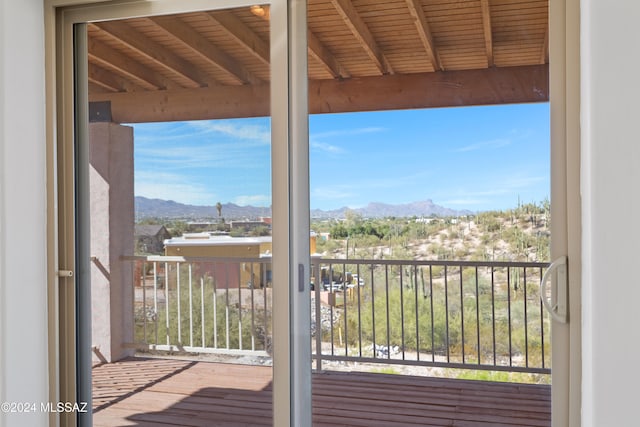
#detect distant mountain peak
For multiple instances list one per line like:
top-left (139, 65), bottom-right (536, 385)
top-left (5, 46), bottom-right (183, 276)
top-left (135, 196), bottom-right (269, 220)
top-left (310, 200), bottom-right (470, 219)
top-left (133, 196), bottom-right (471, 220)
top-left (135, 196), bottom-right (473, 220)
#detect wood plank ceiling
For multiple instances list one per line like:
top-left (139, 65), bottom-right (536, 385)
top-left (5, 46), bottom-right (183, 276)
top-left (87, 0), bottom-right (549, 123)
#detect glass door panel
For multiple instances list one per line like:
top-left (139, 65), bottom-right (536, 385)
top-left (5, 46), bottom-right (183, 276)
top-left (59, 2), bottom-right (295, 425)
top-left (307, 0), bottom-right (552, 424)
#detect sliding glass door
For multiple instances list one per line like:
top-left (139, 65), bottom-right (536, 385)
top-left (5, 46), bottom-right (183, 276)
top-left (56, 1), bottom-right (310, 426)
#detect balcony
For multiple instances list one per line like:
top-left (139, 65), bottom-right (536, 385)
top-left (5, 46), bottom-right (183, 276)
top-left (90, 255), bottom-right (552, 425)
top-left (92, 357), bottom-right (551, 426)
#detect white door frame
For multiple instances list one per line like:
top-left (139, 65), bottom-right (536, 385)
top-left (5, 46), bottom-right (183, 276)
top-left (549, 0), bottom-right (581, 426)
top-left (47, 1), bottom-right (311, 426)
top-left (45, 0), bottom-right (580, 426)
top-left (270, 0), bottom-right (312, 426)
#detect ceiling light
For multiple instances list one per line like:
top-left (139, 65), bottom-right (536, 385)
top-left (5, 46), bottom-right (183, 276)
top-left (250, 5), bottom-right (270, 20)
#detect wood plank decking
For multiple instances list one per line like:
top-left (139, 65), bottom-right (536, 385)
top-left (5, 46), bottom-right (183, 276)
top-left (93, 357), bottom-right (550, 427)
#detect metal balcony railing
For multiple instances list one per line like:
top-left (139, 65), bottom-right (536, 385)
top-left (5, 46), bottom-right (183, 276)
top-left (123, 255), bottom-right (273, 356)
top-left (310, 258), bottom-right (551, 374)
top-left (122, 255), bottom-right (551, 374)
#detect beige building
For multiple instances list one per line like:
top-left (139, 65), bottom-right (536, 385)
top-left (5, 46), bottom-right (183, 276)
top-left (163, 233), bottom-right (318, 289)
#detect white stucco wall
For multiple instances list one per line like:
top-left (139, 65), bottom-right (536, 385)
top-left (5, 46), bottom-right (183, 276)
top-left (0, 0), bottom-right (50, 426)
top-left (581, 1), bottom-right (640, 426)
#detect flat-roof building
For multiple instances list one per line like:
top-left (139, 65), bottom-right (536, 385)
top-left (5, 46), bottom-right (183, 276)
top-left (163, 233), bottom-right (317, 289)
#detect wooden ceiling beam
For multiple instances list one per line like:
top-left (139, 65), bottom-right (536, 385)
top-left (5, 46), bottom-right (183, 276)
top-left (210, 10), bottom-right (349, 80)
top-left (88, 63), bottom-right (146, 93)
top-left (88, 38), bottom-right (172, 91)
top-left (90, 64), bottom-right (548, 123)
top-left (331, 0), bottom-right (393, 75)
top-left (406, 0), bottom-right (443, 71)
top-left (88, 76), bottom-right (119, 93)
top-left (207, 11), bottom-right (270, 67)
top-left (480, 0), bottom-right (494, 67)
top-left (540, 23), bottom-right (549, 64)
top-left (147, 16), bottom-right (262, 85)
top-left (88, 81), bottom-right (112, 94)
top-left (308, 30), bottom-right (350, 79)
top-left (92, 21), bottom-right (210, 88)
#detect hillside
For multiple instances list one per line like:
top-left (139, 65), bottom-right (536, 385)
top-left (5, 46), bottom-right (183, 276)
top-left (135, 196), bottom-right (471, 220)
top-left (311, 200), bottom-right (472, 219)
top-left (312, 202), bottom-right (550, 263)
top-left (135, 197), bottom-right (271, 220)
top-left (136, 196), bottom-right (550, 262)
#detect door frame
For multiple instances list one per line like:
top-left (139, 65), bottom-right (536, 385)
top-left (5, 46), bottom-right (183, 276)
top-left (46, 1), bottom-right (310, 426)
top-left (549, 0), bottom-right (581, 426)
top-left (44, 0), bottom-right (580, 426)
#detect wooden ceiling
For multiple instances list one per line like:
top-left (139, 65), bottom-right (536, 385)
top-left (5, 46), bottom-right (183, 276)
top-left (87, 0), bottom-right (549, 123)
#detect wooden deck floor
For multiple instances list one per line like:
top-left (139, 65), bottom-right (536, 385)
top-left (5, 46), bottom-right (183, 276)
top-left (92, 357), bottom-right (550, 427)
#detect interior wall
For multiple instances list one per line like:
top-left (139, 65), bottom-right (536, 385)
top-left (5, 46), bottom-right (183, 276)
top-left (581, 0), bottom-right (640, 425)
top-left (0, 0), bottom-right (50, 426)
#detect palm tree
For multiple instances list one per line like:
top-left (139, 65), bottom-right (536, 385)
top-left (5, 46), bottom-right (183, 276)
top-left (216, 202), bottom-right (222, 219)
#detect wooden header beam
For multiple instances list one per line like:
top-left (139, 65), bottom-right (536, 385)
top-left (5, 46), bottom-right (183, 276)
top-left (89, 64), bottom-right (548, 123)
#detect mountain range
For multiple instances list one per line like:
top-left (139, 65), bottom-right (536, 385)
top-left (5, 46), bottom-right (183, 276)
top-left (135, 196), bottom-right (472, 220)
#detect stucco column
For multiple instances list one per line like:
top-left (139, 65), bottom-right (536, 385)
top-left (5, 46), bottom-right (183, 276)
top-left (89, 122), bottom-right (134, 362)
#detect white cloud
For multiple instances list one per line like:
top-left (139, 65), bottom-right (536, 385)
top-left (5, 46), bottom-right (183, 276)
top-left (504, 175), bottom-right (547, 188)
top-left (232, 194), bottom-right (271, 206)
top-left (435, 176), bottom-right (546, 201)
top-left (455, 138), bottom-right (511, 153)
top-left (311, 186), bottom-right (355, 201)
top-left (309, 127), bottom-right (386, 154)
top-left (312, 127), bottom-right (386, 139)
top-left (131, 122), bottom-right (205, 144)
top-left (186, 120), bottom-right (270, 144)
top-left (477, 175), bottom-right (547, 196)
top-left (135, 141), bottom-right (269, 170)
top-left (310, 141), bottom-right (344, 154)
top-left (135, 171), bottom-right (217, 206)
top-left (433, 174), bottom-right (548, 209)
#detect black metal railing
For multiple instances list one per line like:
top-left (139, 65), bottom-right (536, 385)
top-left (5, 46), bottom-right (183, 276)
top-left (310, 258), bottom-right (551, 374)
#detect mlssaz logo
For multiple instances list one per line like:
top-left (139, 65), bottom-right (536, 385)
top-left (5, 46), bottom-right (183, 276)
top-left (41, 402), bottom-right (89, 413)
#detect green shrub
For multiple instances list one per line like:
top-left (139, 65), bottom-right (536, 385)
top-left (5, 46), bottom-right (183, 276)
top-left (339, 270), bottom-right (550, 369)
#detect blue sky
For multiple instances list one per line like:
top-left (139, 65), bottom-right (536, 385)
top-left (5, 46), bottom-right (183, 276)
top-left (132, 102), bottom-right (549, 212)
